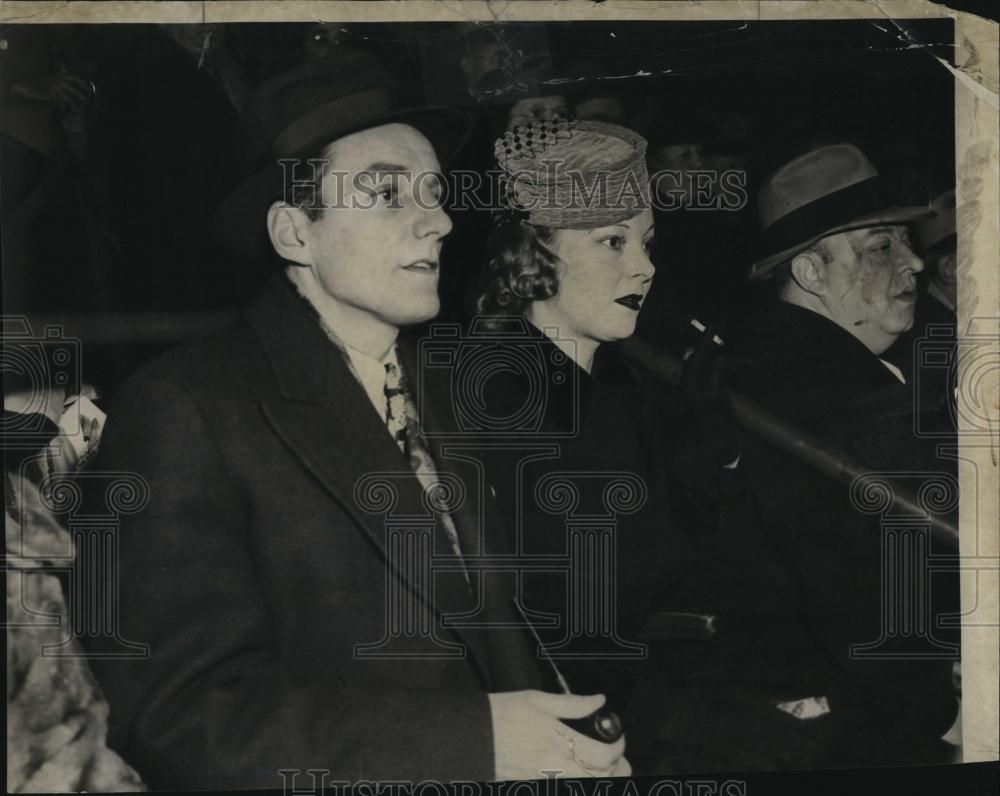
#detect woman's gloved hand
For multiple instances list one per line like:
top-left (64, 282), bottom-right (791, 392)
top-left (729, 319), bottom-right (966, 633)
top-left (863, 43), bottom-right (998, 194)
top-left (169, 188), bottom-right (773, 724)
top-left (680, 323), bottom-right (741, 466)
top-left (667, 324), bottom-right (744, 504)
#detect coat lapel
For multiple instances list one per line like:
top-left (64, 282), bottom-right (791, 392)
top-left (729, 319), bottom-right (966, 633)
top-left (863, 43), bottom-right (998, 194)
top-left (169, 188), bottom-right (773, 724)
top-left (245, 276), bottom-right (490, 682)
top-left (395, 335), bottom-right (494, 675)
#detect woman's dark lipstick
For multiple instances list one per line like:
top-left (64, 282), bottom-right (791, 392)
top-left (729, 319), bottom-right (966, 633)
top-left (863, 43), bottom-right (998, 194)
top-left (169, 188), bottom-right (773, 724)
top-left (614, 294), bottom-right (643, 311)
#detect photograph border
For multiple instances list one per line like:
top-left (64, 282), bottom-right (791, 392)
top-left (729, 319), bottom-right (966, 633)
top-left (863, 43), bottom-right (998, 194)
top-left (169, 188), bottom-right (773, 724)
top-left (2, 0), bottom-right (997, 773)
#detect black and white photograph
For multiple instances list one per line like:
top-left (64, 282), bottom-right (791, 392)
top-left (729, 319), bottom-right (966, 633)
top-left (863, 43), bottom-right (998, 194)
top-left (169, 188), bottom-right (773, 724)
top-left (3, 1), bottom-right (998, 793)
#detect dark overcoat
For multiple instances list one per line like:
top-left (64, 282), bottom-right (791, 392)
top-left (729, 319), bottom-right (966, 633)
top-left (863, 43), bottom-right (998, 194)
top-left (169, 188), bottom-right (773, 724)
top-left (475, 322), bottom-right (871, 772)
top-left (730, 300), bottom-right (959, 765)
top-left (473, 324), bottom-right (776, 772)
top-left (476, 326), bottom-right (699, 656)
top-left (80, 274), bottom-right (542, 789)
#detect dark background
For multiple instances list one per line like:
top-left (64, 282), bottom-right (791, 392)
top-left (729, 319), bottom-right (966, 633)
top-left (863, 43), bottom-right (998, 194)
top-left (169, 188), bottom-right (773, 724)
top-left (1, 18), bottom-right (956, 392)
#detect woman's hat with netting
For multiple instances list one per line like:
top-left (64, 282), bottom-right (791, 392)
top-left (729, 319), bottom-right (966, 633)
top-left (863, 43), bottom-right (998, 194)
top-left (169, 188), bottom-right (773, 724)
top-left (494, 118), bottom-right (650, 229)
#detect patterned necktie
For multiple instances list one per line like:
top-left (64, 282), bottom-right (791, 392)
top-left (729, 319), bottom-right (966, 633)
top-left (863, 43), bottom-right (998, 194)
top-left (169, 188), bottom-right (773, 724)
top-left (384, 360), bottom-right (468, 576)
top-left (384, 361), bottom-right (410, 457)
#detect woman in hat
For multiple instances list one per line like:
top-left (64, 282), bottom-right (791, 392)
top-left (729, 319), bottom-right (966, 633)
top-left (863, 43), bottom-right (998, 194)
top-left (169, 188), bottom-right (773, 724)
top-left (478, 118), bottom-right (657, 373)
top-left (471, 119), bottom-right (702, 772)
top-left (472, 119), bottom-right (844, 774)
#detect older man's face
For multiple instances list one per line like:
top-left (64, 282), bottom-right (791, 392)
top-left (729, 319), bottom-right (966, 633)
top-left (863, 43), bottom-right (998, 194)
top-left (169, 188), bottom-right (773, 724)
top-left (818, 225), bottom-right (924, 352)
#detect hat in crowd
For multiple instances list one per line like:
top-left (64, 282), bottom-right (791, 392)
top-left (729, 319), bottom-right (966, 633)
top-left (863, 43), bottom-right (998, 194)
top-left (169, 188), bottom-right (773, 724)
top-left (215, 50), bottom-right (477, 258)
top-left (912, 189), bottom-right (956, 254)
top-left (554, 60), bottom-right (633, 124)
top-left (750, 143), bottom-right (935, 279)
top-left (494, 118), bottom-right (650, 229)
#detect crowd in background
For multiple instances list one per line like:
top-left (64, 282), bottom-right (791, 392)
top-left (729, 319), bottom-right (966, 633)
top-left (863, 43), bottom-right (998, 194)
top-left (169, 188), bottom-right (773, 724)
top-left (2, 21), bottom-right (955, 374)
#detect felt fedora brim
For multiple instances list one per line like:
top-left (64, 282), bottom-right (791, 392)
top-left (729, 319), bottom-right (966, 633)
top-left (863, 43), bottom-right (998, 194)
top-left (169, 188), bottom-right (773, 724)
top-left (215, 105), bottom-right (477, 259)
top-left (749, 204), bottom-right (936, 280)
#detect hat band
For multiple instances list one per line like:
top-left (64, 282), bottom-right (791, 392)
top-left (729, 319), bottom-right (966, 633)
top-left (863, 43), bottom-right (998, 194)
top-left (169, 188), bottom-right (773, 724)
top-left (760, 176), bottom-right (887, 257)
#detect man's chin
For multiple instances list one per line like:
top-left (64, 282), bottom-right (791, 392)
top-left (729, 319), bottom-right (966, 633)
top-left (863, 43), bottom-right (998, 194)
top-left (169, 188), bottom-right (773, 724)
top-left (884, 313), bottom-right (916, 337)
top-left (389, 301), bottom-right (440, 328)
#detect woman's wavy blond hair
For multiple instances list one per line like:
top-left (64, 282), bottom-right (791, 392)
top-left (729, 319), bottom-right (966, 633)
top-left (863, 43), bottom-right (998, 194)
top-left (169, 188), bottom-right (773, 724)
top-left (475, 214), bottom-right (563, 329)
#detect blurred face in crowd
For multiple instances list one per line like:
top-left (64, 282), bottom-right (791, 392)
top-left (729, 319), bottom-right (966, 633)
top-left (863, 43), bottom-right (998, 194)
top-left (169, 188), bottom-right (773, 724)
top-left (648, 143), bottom-right (704, 207)
top-left (269, 123), bottom-right (452, 339)
top-left (574, 96), bottom-right (625, 124)
top-left (790, 225), bottom-right (924, 354)
top-left (460, 41), bottom-right (508, 92)
top-left (302, 23), bottom-right (348, 61)
top-left (928, 244), bottom-right (958, 306)
top-left (526, 209), bottom-right (656, 355)
top-left (506, 95), bottom-right (569, 130)
top-left (701, 152), bottom-right (747, 199)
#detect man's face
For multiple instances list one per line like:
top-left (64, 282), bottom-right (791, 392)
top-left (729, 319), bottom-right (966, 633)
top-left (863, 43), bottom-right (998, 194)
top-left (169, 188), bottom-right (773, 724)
top-left (506, 95), bottom-right (569, 130)
top-left (817, 225), bottom-right (924, 353)
top-left (298, 123), bottom-right (452, 328)
top-left (930, 247), bottom-right (958, 290)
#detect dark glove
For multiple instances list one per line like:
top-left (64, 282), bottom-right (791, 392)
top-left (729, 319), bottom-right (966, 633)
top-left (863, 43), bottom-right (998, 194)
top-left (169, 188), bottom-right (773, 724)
top-left (680, 323), bottom-right (740, 463)
top-left (668, 324), bottom-right (743, 503)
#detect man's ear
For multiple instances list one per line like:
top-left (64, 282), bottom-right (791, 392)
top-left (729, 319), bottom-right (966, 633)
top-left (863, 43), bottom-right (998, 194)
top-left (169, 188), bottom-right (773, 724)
top-left (789, 249), bottom-right (827, 297)
top-left (267, 202), bottom-right (312, 267)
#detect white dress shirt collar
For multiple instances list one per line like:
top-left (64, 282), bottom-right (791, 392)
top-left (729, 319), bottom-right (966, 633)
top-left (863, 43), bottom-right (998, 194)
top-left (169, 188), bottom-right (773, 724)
top-left (344, 343), bottom-right (399, 421)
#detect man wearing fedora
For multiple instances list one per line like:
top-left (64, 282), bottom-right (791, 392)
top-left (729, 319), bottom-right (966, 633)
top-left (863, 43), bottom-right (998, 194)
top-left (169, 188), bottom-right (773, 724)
top-left (80, 52), bottom-right (628, 788)
top-left (726, 143), bottom-right (960, 765)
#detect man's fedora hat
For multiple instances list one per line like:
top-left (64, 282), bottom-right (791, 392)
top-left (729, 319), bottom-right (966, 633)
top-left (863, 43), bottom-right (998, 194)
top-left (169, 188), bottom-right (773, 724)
top-left (215, 51), bottom-right (477, 258)
top-left (912, 189), bottom-right (956, 254)
top-left (750, 143), bottom-right (934, 279)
